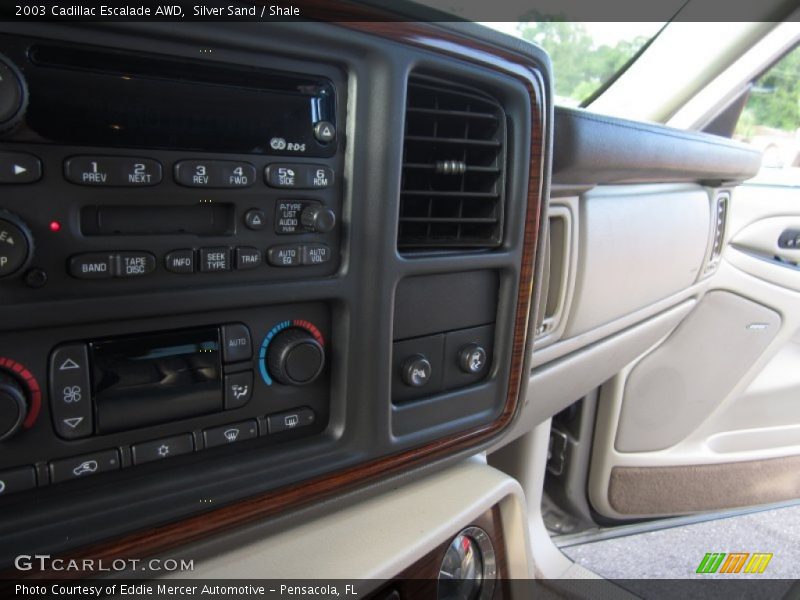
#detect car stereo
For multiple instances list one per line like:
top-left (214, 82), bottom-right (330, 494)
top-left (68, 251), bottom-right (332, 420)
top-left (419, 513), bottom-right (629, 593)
top-left (0, 33), bottom-right (345, 305)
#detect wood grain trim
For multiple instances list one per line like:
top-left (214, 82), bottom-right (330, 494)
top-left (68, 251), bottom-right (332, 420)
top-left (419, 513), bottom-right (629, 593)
top-left (25, 20), bottom-right (546, 576)
top-left (371, 505), bottom-right (510, 598)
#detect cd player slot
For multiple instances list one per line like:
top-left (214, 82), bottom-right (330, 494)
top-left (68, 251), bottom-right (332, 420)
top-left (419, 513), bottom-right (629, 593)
top-left (81, 204), bottom-right (235, 236)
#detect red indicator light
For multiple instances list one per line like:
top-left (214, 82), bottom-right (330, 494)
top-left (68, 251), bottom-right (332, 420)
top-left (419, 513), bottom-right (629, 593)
top-left (49, 221), bottom-right (62, 232)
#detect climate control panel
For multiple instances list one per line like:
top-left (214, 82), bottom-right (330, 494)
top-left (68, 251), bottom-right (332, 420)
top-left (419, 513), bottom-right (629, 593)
top-left (0, 302), bottom-right (330, 499)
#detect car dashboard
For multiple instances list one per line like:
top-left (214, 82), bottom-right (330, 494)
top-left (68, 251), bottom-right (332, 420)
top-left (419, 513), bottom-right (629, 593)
top-left (0, 13), bottom-right (764, 592)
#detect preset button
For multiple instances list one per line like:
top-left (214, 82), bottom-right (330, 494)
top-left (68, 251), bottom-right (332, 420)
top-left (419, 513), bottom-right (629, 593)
top-left (174, 160), bottom-right (255, 188)
top-left (64, 156), bottom-right (162, 186)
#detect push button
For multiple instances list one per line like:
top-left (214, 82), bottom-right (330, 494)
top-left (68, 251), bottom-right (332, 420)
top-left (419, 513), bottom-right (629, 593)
top-left (224, 371), bottom-right (253, 410)
top-left (203, 419), bottom-right (258, 448)
top-left (266, 407), bottom-right (315, 434)
top-left (164, 249), bottom-right (195, 273)
top-left (64, 156), bottom-right (162, 186)
top-left (265, 164), bottom-right (334, 189)
top-left (313, 121), bottom-right (336, 143)
top-left (132, 434), bottom-right (194, 465)
top-left (199, 247), bottom-right (231, 272)
top-left (0, 466), bottom-right (36, 497)
top-left (275, 201), bottom-right (305, 234)
top-left (267, 245), bottom-right (302, 267)
top-left (221, 324), bottom-right (252, 363)
top-left (235, 247), bottom-right (262, 270)
top-left (49, 344), bottom-right (93, 439)
top-left (68, 254), bottom-right (113, 279)
top-left (116, 252), bottom-right (156, 278)
top-left (174, 160), bottom-right (255, 188)
top-left (244, 208), bottom-right (267, 231)
top-left (49, 449), bottom-right (120, 483)
top-left (0, 152), bottom-right (41, 184)
top-left (302, 244), bottom-right (331, 265)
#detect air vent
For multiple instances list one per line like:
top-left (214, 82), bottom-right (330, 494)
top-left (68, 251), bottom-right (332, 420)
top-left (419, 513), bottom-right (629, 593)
top-left (398, 75), bottom-right (507, 250)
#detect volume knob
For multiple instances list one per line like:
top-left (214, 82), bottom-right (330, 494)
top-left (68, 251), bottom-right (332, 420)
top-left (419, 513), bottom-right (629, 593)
top-left (0, 372), bottom-right (28, 442)
top-left (267, 328), bottom-right (325, 386)
top-left (0, 54), bottom-right (28, 134)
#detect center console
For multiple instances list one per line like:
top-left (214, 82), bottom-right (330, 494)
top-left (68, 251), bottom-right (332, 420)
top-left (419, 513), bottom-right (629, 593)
top-left (0, 19), bottom-right (549, 568)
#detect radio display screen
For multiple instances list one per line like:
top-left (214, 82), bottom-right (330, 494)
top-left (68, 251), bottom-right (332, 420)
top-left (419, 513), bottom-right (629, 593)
top-left (21, 44), bottom-right (337, 156)
top-left (90, 327), bottom-right (222, 434)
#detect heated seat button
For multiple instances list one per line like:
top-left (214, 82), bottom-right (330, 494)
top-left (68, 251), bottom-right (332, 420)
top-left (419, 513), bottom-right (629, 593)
top-left (132, 434), bottom-right (194, 465)
top-left (224, 371), bottom-right (253, 410)
top-left (266, 407), bottom-right (315, 434)
top-left (458, 344), bottom-right (488, 375)
top-left (64, 156), bottom-right (162, 186)
top-left (203, 419), bottom-right (258, 448)
top-left (174, 160), bottom-right (255, 188)
top-left (221, 323), bottom-right (252, 363)
top-left (0, 466), bottom-right (36, 497)
top-left (235, 246), bottom-right (262, 270)
top-left (49, 344), bottom-right (93, 440)
top-left (401, 355), bottom-right (432, 387)
top-left (0, 152), bottom-right (41, 184)
top-left (116, 252), bottom-right (156, 278)
top-left (199, 247), bottom-right (231, 272)
top-left (165, 249), bottom-right (195, 273)
top-left (49, 449), bottom-right (120, 484)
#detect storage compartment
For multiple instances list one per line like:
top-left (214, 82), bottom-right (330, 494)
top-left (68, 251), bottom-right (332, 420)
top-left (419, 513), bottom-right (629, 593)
top-left (565, 184), bottom-right (711, 337)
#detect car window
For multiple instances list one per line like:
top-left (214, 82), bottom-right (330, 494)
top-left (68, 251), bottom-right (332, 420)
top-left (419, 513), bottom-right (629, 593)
top-left (482, 22), bottom-right (664, 106)
top-left (735, 45), bottom-right (800, 187)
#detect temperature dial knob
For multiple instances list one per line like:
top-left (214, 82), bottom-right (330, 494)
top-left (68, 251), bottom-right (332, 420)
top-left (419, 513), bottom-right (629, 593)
top-left (0, 371), bottom-right (28, 442)
top-left (267, 328), bottom-right (325, 386)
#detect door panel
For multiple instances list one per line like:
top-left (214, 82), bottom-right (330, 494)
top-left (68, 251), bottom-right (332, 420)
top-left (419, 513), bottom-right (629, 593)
top-left (589, 182), bottom-right (800, 519)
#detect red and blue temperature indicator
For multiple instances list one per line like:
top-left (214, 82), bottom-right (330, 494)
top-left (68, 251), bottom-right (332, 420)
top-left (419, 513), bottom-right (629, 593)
top-left (259, 320), bottom-right (325, 385)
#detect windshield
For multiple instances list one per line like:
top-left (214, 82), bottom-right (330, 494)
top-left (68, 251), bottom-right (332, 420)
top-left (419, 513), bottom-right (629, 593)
top-left (482, 22), bottom-right (665, 106)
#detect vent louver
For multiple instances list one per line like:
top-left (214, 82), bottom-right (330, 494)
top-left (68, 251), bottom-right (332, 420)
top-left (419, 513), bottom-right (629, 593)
top-left (398, 75), bottom-right (507, 250)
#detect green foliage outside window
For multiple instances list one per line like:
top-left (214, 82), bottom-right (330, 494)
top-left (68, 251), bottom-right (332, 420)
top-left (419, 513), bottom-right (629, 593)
top-left (518, 22), bottom-right (648, 104)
